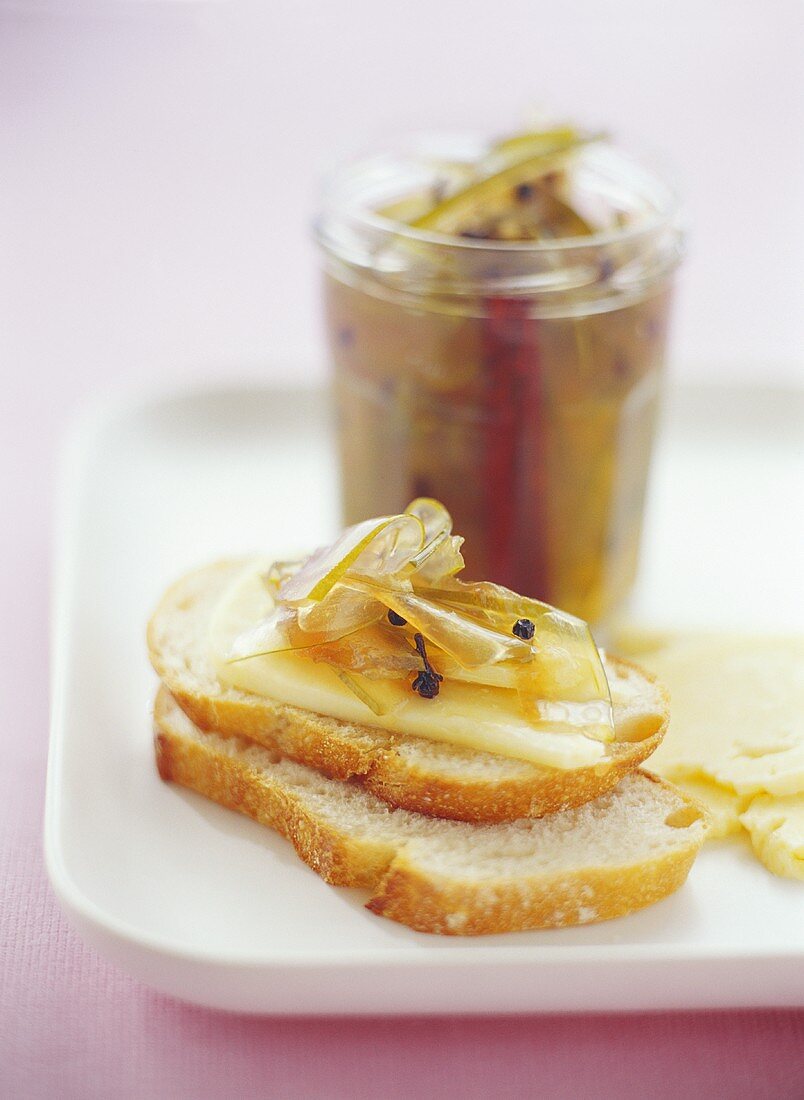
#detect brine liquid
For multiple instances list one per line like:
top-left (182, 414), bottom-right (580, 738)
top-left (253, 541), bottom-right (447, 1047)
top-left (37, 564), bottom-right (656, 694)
top-left (325, 273), bottom-right (671, 624)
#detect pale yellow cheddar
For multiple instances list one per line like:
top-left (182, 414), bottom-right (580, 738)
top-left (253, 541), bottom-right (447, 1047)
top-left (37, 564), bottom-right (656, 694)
top-left (671, 776), bottom-right (747, 840)
top-left (619, 630), bottom-right (804, 880)
top-left (740, 794), bottom-right (804, 881)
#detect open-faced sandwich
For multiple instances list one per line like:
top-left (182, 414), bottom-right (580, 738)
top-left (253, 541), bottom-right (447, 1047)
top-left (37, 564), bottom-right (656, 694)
top-left (148, 499), bottom-right (706, 934)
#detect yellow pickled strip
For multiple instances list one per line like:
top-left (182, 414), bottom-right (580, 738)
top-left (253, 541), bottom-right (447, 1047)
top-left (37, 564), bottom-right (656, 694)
top-left (280, 513), bottom-right (425, 604)
top-left (405, 496), bottom-right (452, 542)
top-left (331, 668), bottom-right (404, 716)
top-left (489, 126), bottom-right (581, 162)
top-left (410, 134), bottom-right (602, 235)
top-left (418, 582), bottom-right (612, 705)
top-left (226, 609), bottom-right (372, 663)
top-left (349, 577), bottom-right (532, 668)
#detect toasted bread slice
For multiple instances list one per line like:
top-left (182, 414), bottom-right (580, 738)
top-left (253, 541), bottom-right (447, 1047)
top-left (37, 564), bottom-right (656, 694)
top-left (154, 688), bottom-right (705, 935)
top-left (147, 561), bottom-right (669, 823)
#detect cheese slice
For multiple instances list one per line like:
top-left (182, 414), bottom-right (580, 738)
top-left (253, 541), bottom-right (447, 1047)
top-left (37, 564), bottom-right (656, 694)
top-left (671, 776), bottom-right (747, 839)
top-left (626, 632), bottom-right (804, 880)
top-left (740, 794), bottom-right (804, 881)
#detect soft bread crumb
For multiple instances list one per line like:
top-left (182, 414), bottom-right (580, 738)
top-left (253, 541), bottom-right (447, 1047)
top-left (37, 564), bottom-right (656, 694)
top-left (165, 694), bottom-right (705, 878)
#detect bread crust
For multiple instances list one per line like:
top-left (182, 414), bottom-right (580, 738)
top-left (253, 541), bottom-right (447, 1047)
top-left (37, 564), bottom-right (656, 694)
top-left (366, 843), bottom-right (699, 935)
top-left (155, 710), bottom-right (390, 890)
top-left (148, 561), bottom-right (669, 824)
top-left (154, 689), bottom-right (705, 936)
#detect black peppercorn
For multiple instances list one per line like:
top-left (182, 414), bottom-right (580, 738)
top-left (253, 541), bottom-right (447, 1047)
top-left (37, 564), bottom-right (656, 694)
top-left (412, 670), bottom-right (441, 699)
top-left (387, 609), bottom-right (407, 627)
top-left (512, 618), bottom-right (535, 640)
top-left (410, 632), bottom-right (443, 699)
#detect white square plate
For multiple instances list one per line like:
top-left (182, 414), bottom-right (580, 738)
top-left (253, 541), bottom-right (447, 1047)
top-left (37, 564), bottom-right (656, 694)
top-left (46, 382), bottom-right (804, 1014)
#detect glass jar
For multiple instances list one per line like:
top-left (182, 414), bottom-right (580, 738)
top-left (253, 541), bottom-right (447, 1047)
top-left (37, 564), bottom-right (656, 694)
top-left (315, 135), bottom-right (683, 624)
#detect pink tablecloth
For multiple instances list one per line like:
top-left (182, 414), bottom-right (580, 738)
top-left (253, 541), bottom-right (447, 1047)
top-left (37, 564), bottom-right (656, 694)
top-left (0, 371), bottom-right (802, 1099)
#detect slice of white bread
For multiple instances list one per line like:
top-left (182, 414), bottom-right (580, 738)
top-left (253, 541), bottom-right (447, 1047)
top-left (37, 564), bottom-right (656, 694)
top-left (147, 561), bottom-right (669, 824)
top-left (154, 688), bottom-right (706, 935)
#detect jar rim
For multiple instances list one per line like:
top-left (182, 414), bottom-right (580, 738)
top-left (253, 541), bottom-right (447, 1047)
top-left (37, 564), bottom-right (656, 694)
top-left (315, 133), bottom-right (683, 258)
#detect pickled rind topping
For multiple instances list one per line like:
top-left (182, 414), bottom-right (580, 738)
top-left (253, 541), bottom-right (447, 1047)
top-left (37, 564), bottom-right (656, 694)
top-left (227, 500), bottom-right (614, 742)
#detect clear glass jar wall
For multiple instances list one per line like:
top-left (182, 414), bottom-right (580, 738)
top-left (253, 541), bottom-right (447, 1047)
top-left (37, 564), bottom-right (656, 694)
top-left (316, 137), bottom-right (683, 624)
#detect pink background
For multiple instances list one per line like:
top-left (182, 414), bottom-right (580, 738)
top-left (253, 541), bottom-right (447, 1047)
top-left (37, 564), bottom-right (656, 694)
top-left (2, 2), bottom-right (803, 1095)
top-left (2, 0), bottom-right (803, 392)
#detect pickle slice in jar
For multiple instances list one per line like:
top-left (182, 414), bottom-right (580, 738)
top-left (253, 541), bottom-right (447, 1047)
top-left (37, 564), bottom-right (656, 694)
top-left (410, 134), bottom-right (600, 237)
top-left (378, 160), bottom-right (478, 224)
top-left (377, 194), bottom-right (439, 224)
top-left (486, 126), bottom-right (582, 164)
